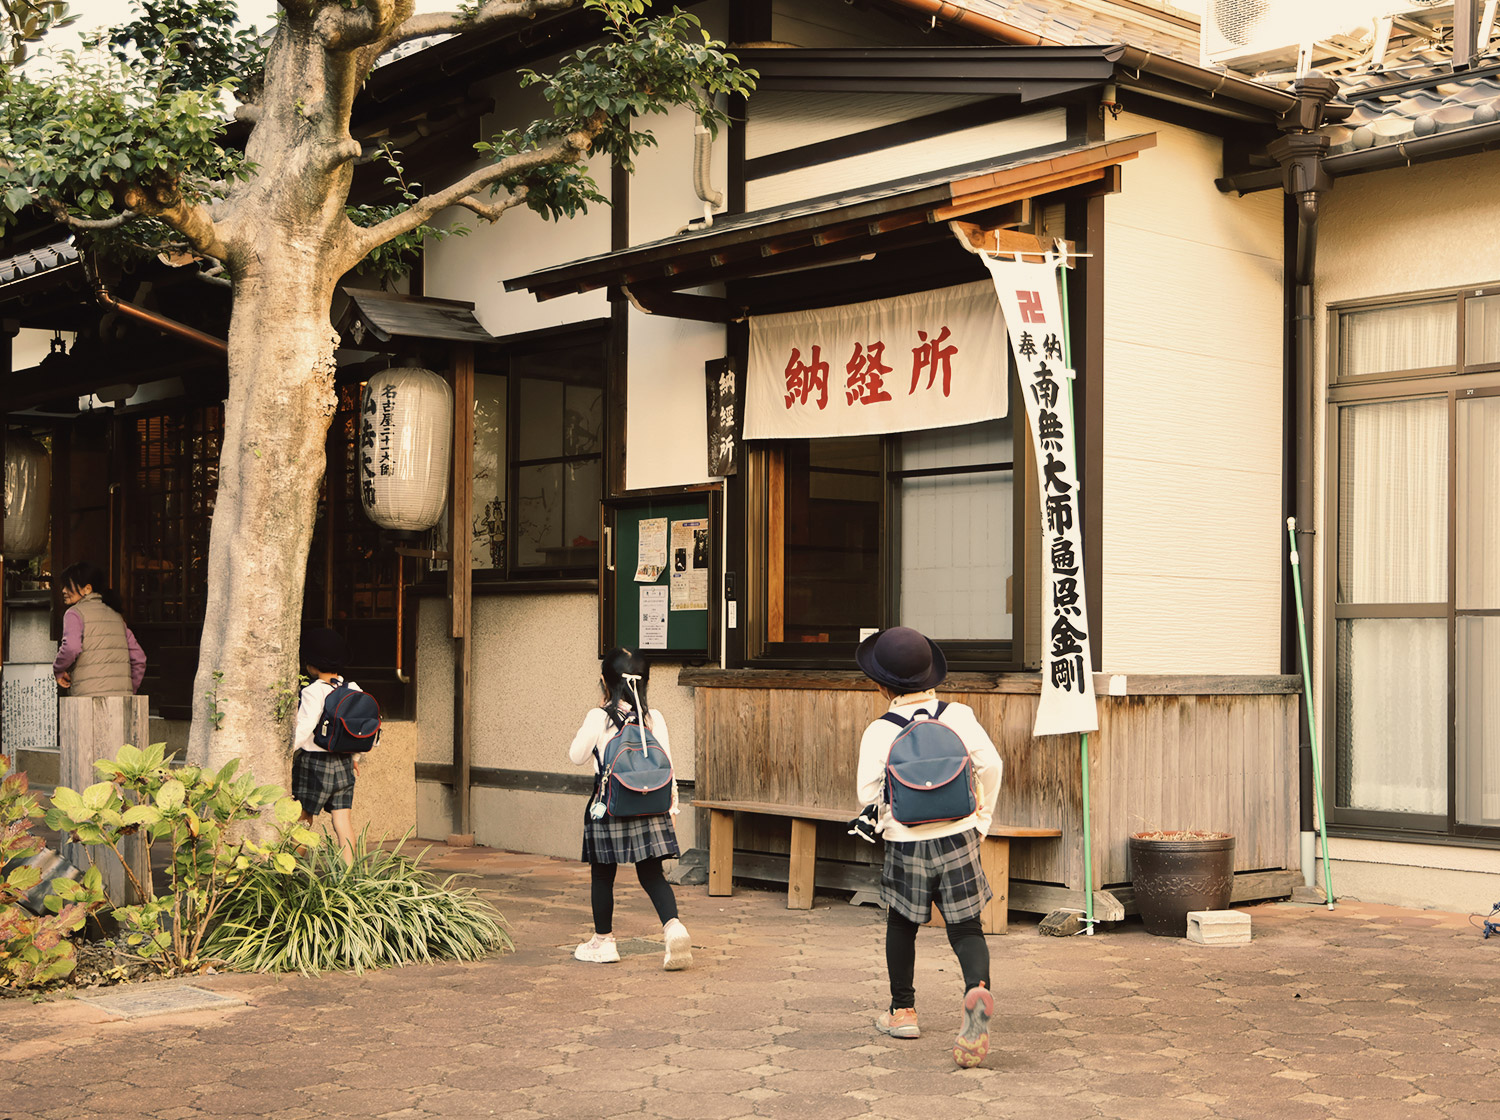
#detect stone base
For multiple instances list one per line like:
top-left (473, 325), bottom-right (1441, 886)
top-left (1290, 885), bottom-right (1329, 906)
top-left (1186, 909), bottom-right (1252, 945)
top-left (446, 833), bottom-right (476, 848)
top-left (1039, 909), bottom-right (1086, 937)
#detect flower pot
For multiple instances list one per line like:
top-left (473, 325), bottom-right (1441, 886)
top-left (1128, 831), bottom-right (1235, 937)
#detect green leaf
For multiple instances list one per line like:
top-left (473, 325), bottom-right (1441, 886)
top-left (7, 865), bottom-right (41, 892)
top-left (3, 186), bottom-right (30, 213)
top-left (156, 779), bottom-right (186, 811)
top-left (273, 853), bottom-right (295, 874)
top-left (122, 804), bottom-right (161, 827)
top-left (81, 782), bottom-right (115, 811)
top-left (273, 797), bottom-right (301, 825)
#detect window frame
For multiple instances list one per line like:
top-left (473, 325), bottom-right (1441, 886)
top-left (469, 319), bottom-right (611, 584)
top-left (739, 381), bottom-right (1029, 673)
top-left (1325, 282), bottom-right (1500, 842)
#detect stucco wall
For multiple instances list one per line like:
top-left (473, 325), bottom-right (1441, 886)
top-left (1321, 837), bottom-right (1500, 914)
top-left (1101, 114), bottom-right (1286, 674)
top-left (414, 593), bottom-right (698, 853)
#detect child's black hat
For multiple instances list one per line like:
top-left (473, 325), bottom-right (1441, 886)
top-left (303, 628), bottom-right (346, 673)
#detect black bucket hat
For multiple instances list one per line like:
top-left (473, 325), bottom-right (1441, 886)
top-left (855, 626), bottom-right (947, 692)
top-left (303, 628), bottom-right (347, 673)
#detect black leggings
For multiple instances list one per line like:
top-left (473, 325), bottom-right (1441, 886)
top-left (590, 858), bottom-right (678, 933)
top-left (885, 908), bottom-right (989, 1011)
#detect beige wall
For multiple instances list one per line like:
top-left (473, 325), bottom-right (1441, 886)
top-left (1101, 115), bottom-right (1286, 674)
top-left (415, 593), bottom-right (698, 853)
top-left (1321, 837), bottom-right (1500, 914)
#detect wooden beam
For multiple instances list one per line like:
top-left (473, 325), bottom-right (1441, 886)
top-left (449, 345), bottom-right (475, 841)
top-left (931, 168), bottom-right (1108, 221)
top-left (622, 286), bottom-right (740, 323)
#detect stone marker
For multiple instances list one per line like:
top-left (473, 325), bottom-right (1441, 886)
top-left (73, 984), bottom-right (244, 1020)
top-left (1039, 909), bottom-right (1085, 937)
top-left (1186, 909), bottom-right (1252, 945)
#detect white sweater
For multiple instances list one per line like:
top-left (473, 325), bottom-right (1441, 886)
top-left (855, 696), bottom-right (1003, 843)
top-left (568, 704), bottom-right (679, 814)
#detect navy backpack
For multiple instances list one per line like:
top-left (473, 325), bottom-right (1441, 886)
top-left (595, 710), bottom-right (674, 817)
top-left (881, 701), bottom-right (978, 826)
top-left (314, 680), bottom-right (382, 754)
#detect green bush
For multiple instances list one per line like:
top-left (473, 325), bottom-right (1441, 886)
top-left (205, 833), bottom-right (511, 975)
top-left (1, 755), bottom-right (107, 989)
top-left (44, 742), bottom-right (315, 973)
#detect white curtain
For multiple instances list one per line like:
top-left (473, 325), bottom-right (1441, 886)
top-left (899, 419), bottom-right (1012, 640)
top-left (1336, 398), bottom-right (1448, 603)
top-left (1338, 618), bottom-right (1447, 815)
top-left (1341, 301), bottom-right (1455, 377)
top-left (1456, 397), bottom-right (1500, 825)
top-left (1465, 293), bottom-right (1500, 367)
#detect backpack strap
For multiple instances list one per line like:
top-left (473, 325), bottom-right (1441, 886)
top-left (883, 700), bottom-right (948, 729)
top-left (880, 712), bottom-right (910, 729)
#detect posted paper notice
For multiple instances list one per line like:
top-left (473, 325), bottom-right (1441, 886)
top-left (670, 518), bottom-right (709, 612)
top-left (635, 517), bottom-right (668, 583)
top-left (639, 585), bottom-right (669, 648)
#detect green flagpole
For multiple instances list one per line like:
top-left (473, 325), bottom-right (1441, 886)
top-left (1055, 254), bottom-right (1094, 933)
top-left (1287, 517), bottom-right (1335, 910)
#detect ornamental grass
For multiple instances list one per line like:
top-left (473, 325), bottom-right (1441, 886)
top-left (204, 832), bottom-right (510, 975)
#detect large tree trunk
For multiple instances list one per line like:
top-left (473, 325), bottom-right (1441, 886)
top-left (184, 9), bottom-right (378, 786)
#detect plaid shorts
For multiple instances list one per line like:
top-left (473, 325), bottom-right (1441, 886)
top-left (881, 828), bottom-right (992, 925)
top-left (292, 750), bottom-right (356, 816)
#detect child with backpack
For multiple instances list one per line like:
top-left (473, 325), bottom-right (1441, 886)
top-left (853, 626), bottom-right (1004, 1068)
top-left (292, 628), bottom-right (375, 866)
top-left (567, 647), bottom-right (692, 970)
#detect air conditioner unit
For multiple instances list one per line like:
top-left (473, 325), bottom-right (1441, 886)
top-left (1200, 0), bottom-right (1449, 75)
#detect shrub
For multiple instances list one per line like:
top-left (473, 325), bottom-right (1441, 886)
top-left (43, 743), bottom-right (316, 973)
top-left (205, 833), bottom-right (511, 975)
top-left (1, 755), bottom-right (107, 989)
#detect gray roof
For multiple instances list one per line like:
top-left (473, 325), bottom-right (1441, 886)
top-left (339, 288), bottom-right (494, 345)
top-left (0, 238), bottom-right (78, 290)
top-left (1325, 43), bottom-right (1500, 156)
top-left (892, 0), bottom-right (1198, 60)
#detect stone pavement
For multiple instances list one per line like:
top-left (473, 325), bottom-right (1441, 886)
top-left (4, 844), bottom-right (1500, 1120)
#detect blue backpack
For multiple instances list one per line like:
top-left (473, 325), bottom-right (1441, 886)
top-left (881, 701), bottom-right (978, 826)
top-left (595, 709), bottom-right (674, 817)
top-left (314, 679), bottom-right (382, 754)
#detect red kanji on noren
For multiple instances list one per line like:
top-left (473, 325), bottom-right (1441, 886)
top-left (1016, 290), bottom-right (1046, 324)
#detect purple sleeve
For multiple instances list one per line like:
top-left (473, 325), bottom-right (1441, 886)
top-left (126, 628), bottom-right (147, 693)
top-left (53, 610), bottom-right (83, 674)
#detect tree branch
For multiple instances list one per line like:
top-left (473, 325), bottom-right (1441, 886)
top-left (385, 0), bottom-right (577, 49)
top-left (317, 0), bottom-right (397, 51)
top-left (347, 128), bottom-right (593, 260)
top-left (120, 186), bottom-right (232, 263)
top-left (44, 201), bottom-right (140, 231)
top-left (457, 186), bottom-right (530, 221)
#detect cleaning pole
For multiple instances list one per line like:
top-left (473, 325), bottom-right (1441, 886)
top-left (1286, 517), bottom-right (1334, 910)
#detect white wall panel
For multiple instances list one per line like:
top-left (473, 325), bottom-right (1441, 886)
top-left (1101, 115), bottom-right (1285, 674)
top-left (747, 92), bottom-right (984, 159)
top-left (748, 109), bottom-right (1067, 210)
top-left (626, 307), bottom-right (726, 491)
top-left (631, 102), bottom-right (732, 246)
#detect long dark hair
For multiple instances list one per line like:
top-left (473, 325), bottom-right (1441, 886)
top-left (57, 561), bottom-right (124, 615)
top-left (601, 647), bottom-right (651, 729)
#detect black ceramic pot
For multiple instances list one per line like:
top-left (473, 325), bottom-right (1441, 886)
top-left (1128, 832), bottom-right (1235, 937)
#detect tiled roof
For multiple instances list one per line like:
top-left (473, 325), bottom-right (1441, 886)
top-left (925, 0), bottom-right (1198, 59)
top-left (1324, 43), bottom-right (1500, 155)
top-left (0, 237), bottom-right (78, 289)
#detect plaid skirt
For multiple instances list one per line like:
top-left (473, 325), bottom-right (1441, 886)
top-left (882, 828), bottom-right (991, 925)
top-left (292, 750), bottom-right (356, 816)
top-left (581, 777), bottom-right (680, 864)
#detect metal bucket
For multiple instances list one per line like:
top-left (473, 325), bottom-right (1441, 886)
top-left (1128, 832), bottom-right (1235, 937)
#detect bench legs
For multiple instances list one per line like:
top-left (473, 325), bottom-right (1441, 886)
top-left (928, 836), bottom-right (1010, 934)
top-left (708, 809), bottom-right (735, 897)
top-left (704, 808), bottom-right (818, 910)
top-left (787, 818), bottom-right (817, 910)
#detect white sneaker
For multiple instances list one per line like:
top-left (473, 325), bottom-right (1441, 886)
top-left (663, 918), bottom-right (692, 971)
top-left (574, 933), bottom-right (619, 963)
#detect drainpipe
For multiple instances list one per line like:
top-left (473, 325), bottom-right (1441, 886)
top-left (92, 275), bottom-right (228, 355)
top-left (1266, 74), bottom-right (1337, 892)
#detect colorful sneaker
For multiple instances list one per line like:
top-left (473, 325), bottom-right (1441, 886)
top-left (953, 984), bottom-right (993, 1068)
top-left (875, 1007), bottom-right (920, 1039)
top-left (663, 918), bottom-right (693, 971)
top-left (574, 933), bottom-right (620, 963)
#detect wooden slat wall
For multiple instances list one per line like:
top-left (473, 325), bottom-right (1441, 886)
top-left (695, 683), bottom-right (1300, 891)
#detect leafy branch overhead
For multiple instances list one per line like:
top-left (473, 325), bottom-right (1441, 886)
top-left (0, 0), bottom-right (756, 278)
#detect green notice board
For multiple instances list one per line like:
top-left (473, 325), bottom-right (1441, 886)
top-left (605, 492), bottom-right (718, 659)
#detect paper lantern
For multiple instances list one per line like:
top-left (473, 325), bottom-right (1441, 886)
top-left (359, 367), bottom-right (453, 532)
top-left (3, 433), bottom-right (51, 559)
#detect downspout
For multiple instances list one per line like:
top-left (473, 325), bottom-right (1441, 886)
top-left (1266, 74), bottom-right (1337, 892)
top-left (91, 270), bottom-right (229, 355)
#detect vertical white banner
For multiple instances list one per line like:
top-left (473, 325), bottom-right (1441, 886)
top-left (979, 256), bottom-right (1099, 737)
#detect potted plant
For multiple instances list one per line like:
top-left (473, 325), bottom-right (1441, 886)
top-left (1128, 830), bottom-right (1235, 937)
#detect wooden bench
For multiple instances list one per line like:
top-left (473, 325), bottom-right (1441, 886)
top-left (692, 799), bottom-right (1061, 933)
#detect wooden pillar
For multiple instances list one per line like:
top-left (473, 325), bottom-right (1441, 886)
top-left (787, 817), bottom-right (817, 910)
top-left (707, 809), bottom-right (734, 896)
top-left (58, 696), bottom-right (150, 906)
top-left (448, 345), bottom-right (475, 843)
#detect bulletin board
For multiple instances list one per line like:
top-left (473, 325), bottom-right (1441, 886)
top-left (601, 490), bottom-right (719, 660)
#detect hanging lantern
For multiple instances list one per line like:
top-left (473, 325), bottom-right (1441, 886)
top-left (359, 367), bottom-right (453, 532)
top-left (3, 432), bottom-right (51, 560)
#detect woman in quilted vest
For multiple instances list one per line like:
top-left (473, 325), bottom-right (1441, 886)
top-left (52, 562), bottom-right (146, 697)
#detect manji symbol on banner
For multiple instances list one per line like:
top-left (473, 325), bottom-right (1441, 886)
top-left (980, 256), bottom-right (1099, 737)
